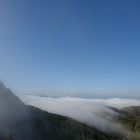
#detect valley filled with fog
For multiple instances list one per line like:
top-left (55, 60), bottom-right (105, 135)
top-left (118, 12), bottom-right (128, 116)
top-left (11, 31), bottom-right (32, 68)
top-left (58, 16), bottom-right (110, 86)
top-left (19, 95), bottom-right (140, 133)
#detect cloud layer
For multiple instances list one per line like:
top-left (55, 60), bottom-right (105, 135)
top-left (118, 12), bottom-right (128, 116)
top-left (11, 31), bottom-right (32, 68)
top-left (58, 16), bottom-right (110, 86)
top-left (19, 95), bottom-right (140, 133)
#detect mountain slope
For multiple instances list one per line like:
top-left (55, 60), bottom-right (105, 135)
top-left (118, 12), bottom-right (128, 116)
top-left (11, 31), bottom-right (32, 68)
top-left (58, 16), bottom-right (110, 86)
top-left (116, 106), bottom-right (140, 140)
top-left (0, 83), bottom-right (124, 140)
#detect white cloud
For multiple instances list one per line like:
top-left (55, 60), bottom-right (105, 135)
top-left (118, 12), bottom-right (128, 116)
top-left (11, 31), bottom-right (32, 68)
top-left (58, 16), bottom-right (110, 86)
top-left (19, 95), bottom-right (140, 133)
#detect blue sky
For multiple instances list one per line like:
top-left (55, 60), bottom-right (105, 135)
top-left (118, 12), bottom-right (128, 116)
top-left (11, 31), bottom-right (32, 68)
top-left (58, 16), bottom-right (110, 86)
top-left (0, 0), bottom-right (140, 98)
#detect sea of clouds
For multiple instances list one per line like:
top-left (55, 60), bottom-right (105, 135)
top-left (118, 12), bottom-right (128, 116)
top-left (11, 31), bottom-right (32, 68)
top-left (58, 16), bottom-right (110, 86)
top-left (19, 95), bottom-right (140, 133)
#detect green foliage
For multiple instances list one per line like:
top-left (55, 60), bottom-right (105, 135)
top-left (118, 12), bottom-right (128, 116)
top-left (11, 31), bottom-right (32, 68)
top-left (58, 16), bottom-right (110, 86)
top-left (118, 106), bottom-right (140, 140)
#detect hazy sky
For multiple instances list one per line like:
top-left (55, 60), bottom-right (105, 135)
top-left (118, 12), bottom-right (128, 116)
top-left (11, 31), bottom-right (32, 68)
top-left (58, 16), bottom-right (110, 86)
top-left (0, 0), bottom-right (140, 97)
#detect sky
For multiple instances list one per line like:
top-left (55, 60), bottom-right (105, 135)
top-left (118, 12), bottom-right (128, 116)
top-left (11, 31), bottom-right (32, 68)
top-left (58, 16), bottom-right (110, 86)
top-left (0, 0), bottom-right (140, 98)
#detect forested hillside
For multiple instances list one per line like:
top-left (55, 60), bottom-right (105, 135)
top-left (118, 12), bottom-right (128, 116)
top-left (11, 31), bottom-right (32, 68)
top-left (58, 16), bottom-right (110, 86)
top-left (0, 82), bottom-right (123, 140)
top-left (1, 82), bottom-right (140, 140)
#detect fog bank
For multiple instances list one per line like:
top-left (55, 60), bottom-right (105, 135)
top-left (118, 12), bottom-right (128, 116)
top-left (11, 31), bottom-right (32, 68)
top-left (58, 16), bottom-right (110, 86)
top-left (19, 95), bottom-right (140, 133)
